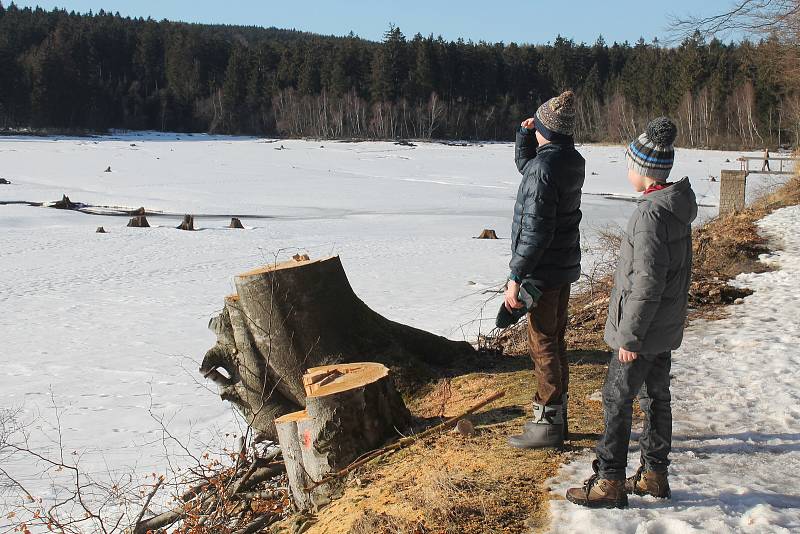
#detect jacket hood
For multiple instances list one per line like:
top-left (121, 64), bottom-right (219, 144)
top-left (638, 176), bottom-right (698, 225)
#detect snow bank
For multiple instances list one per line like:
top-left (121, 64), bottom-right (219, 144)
top-left (547, 205), bottom-right (800, 534)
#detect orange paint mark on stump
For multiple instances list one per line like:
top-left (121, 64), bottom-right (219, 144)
top-left (303, 429), bottom-right (312, 449)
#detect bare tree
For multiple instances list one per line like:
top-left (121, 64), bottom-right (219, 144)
top-left (671, 1), bottom-right (800, 42)
top-left (672, 1), bottom-right (800, 148)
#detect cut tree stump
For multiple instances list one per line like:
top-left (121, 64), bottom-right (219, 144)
top-left (127, 215), bottom-right (150, 228)
top-left (177, 214), bottom-right (195, 231)
top-left (96, 226), bottom-right (107, 233)
top-left (229, 217), bottom-right (245, 229)
top-left (52, 195), bottom-right (77, 210)
top-left (475, 229), bottom-right (499, 239)
top-left (0, 178), bottom-right (10, 184)
top-left (199, 255), bottom-right (473, 441)
top-left (276, 362), bottom-right (410, 510)
top-left (129, 207), bottom-right (147, 216)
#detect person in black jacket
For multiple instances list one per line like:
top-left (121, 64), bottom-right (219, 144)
top-left (505, 90), bottom-right (586, 449)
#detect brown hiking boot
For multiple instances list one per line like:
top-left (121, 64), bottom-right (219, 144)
top-left (625, 466), bottom-right (671, 499)
top-left (565, 461), bottom-right (629, 509)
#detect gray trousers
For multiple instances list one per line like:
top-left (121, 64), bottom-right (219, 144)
top-left (596, 351), bottom-right (672, 480)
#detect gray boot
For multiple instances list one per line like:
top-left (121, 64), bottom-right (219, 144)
top-left (508, 403), bottom-right (564, 449)
top-left (524, 393), bottom-right (569, 438)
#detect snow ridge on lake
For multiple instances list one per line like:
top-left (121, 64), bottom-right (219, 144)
top-left (547, 205), bottom-right (800, 534)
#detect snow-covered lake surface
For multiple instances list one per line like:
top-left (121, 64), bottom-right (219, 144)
top-left (548, 205), bottom-right (800, 533)
top-left (0, 133), bottom-right (788, 515)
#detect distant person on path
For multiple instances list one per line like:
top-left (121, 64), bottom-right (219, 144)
top-left (762, 147), bottom-right (771, 172)
top-left (566, 117), bottom-right (698, 509)
top-left (505, 90), bottom-right (585, 450)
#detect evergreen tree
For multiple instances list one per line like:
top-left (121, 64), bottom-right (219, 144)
top-left (371, 25), bottom-right (408, 101)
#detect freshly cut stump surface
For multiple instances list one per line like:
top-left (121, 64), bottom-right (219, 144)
top-left (275, 362), bottom-right (410, 511)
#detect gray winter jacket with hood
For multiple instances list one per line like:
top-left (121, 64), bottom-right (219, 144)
top-left (604, 177), bottom-right (698, 354)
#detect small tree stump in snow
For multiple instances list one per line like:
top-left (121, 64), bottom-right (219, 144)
top-left (476, 229), bottom-right (499, 239)
top-left (176, 215), bottom-right (195, 231)
top-left (0, 178), bottom-right (10, 184)
top-left (276, 363), bottom-right (410, 510)
top-left (104, 166), bottom-right (112, 172)
top-left (127, 215), bottom-right (150, 228)
top-left (52, 195), bottom-right (77, 210)
top-left (96, 226), bottom-right (107, 233)
top-left (229, 217), bottom-right (245, 229)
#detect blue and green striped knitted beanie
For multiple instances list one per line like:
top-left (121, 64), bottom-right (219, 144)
top-left (626, 117), bottom-right (678, 181)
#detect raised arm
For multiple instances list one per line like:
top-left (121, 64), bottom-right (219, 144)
top-left (515, 123), bottom-right (538, 175)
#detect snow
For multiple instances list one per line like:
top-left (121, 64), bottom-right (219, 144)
top-left (547, 205), bottom-right (800, 534)
top-left (0, 133), bottom-right (790, 518)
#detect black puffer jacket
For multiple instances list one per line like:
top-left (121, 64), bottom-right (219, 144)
top-left (510, 127), bottom-right (585, 288)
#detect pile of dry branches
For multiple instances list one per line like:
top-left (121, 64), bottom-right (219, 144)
top-left (134, 447), bottom-right (289, 534)
top-left (0, 404), bottom-right (291, 534)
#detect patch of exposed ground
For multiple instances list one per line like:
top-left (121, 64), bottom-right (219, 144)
top-left (272, 349), bottom-right (607, 534)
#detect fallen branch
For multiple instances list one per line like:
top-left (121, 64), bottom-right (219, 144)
top-left (131, 478), bottom-right (163, 531)
top-left (234, 513), bottom-right (279, 534)
top-left (304, 389), bottom-right (505, 491)
top-left (133, 461), bottom-right (286, 533)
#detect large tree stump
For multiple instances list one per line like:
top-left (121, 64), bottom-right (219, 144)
top-left (475, 228), bottom-right (499, 239)
top-left (276, 363), bottom-right (410, 510)
top-left (199, 255), bottom-right (473, 441)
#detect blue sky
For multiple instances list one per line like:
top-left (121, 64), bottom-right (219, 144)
top-left (9, 1), bottom-right (740, 45)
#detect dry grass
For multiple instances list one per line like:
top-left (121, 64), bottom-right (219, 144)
top-left (270, 348), bottom-right (608, 534)
top-left (690, 174), bottom-right (800, 317)
top-left (349, 510), bottom-right (426, 534)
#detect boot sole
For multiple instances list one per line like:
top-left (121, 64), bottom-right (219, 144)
top-left (566, 493), bottom-right (628, 509)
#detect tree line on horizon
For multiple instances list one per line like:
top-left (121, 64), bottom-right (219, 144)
top-left (0, 2), bottom-right (796, 149)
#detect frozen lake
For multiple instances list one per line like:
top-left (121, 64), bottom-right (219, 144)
top-left (0, 133), bottom-right (784, 506)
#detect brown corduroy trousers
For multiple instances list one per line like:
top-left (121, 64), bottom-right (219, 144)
top-left (526, 284), bottom-right (571, 406)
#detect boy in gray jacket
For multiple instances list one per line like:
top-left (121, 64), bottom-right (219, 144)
top-left (566, 117), bottom-right (698, 509)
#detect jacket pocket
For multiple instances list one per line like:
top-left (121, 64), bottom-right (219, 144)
top-left (609, 290), bottom-right (624, 328)
top-left (608, 291), bottom-right (622, 329)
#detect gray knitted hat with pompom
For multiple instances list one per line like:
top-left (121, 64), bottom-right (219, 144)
top-left (626, 117), bottom-right (678, 181)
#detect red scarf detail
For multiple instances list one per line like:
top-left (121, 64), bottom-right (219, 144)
top-left (644, 182), bottom-right (672, 195)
